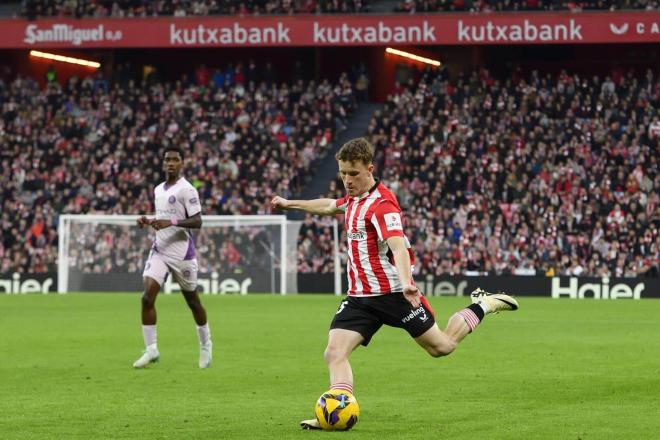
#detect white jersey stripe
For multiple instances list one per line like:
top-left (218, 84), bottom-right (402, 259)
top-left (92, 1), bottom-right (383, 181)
top-left (371, 212), bottom-right (402, 291)
top-left (345, 198), bottom-right (363, 294)
top-left (355, 196), bottom-right (380, 294)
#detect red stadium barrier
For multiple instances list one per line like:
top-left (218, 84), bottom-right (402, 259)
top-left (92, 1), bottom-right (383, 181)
top-left (1, 12), bottom-right (658, 48)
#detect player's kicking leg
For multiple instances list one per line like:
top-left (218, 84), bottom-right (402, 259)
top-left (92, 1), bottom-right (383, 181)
top-left (301, 328), bottom-right (364, 429)
top-left (181, 289), bottom-right (212, 369)
top-left (133, 276), bottom-right (161, 368)
top-left (415, 288), bottom-right (518, 357)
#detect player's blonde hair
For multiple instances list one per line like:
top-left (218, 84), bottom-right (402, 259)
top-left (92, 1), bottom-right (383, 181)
top-left (335, 138), bottom-right (374, 166)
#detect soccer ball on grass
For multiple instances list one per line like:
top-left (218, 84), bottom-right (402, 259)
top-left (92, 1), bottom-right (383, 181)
top-left (314, 389), bottom-right (360, 431)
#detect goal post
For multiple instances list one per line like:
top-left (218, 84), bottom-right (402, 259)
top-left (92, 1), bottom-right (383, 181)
top-left (58, 214), bottom-right (341, 295)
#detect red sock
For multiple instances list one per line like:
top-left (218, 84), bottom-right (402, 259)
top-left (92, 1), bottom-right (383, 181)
top-left (331, 382), bottom-right (353, 394)
top-left (454, 304), bottom-right (485, 333)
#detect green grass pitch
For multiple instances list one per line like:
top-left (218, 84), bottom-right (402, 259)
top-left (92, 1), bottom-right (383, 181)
top-left (1, 294), bottom-right (659, 439)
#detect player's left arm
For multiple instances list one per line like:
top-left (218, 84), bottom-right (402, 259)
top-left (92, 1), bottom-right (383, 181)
top-left (150, 213), bottom-right (201, 230)
top-left (372, 203), bottom-right (421, 307)
top-left (386, 236), bottom-right (421, 308)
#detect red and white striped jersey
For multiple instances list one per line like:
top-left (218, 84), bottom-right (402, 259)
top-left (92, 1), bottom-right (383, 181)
top-left (335, 181), bottom-right (414, 296)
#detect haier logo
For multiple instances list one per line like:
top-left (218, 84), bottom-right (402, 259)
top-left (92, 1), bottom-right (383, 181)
top-left (165, 272), bottom-right (252, 295)
top-left (551, 277), bottom-right (644, 300)
top-left (0, 273), bottom-right (54, 294)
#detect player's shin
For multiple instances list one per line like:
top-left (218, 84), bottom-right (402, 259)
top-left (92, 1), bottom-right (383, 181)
top-left (447, 303), bottom-right (486, 340)
top-left (197, 323), bottom-right (212, 368)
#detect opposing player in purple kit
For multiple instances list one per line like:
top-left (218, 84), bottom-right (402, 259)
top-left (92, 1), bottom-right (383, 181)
top-left (132, 146), bottom-right (212, 369)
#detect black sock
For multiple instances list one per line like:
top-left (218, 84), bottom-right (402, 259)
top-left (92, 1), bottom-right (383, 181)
top-left (466, 303), bottom-right (485, 321)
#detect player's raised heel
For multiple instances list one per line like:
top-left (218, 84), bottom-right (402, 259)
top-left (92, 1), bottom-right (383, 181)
top-left (300, 418), bottom-right (322, 430)
top-left (471, 288), bottom-right (519, 314)
top-left (199, 341), bottom-right (212, 369)
top-left (133, 350), bottom-right (160, 368)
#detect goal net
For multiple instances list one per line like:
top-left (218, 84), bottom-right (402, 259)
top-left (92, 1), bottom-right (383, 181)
top-left (57, 214), bottom-right (313, 294)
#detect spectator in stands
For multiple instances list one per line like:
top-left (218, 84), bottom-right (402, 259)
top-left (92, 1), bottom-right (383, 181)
top-left (0, 62), bottom-right (357, 274)
top-left (394, 0), bottom-right (658, 12)
top-left (20, 0), bottom-right (370, 18)
top-left (300, 66), bottom-right (658, 279)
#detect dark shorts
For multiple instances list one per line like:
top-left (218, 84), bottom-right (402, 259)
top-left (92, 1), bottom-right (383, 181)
top-left (329, 293), bottom-right (436, 346)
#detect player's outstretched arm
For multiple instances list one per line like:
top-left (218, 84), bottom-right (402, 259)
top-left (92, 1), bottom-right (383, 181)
top-left (151, 213), bottom-right (202, 231)
top-left (270, 195), bottom-right (341, 216)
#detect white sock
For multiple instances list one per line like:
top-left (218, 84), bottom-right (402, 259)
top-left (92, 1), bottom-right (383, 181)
top-left (142, 325), bottom-right (157, 349)
top-left (478, 301), bottom-right (490, 314)
top-left (197, 323), bottom-right (211, 346)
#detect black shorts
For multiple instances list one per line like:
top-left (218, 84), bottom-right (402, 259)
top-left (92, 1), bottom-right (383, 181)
top-left (329, 293), bottom-right (436, 346)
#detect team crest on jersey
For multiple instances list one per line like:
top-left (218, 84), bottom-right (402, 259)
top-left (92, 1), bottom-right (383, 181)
top-left (384, 213), bottom-right (403, 231)
top-left (168, 195), bottom-right (176, 204)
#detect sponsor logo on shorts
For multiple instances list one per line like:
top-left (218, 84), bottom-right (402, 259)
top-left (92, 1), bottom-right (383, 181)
top-left (183, 269), bottom-right (191, 278)
top-left (145, 262), bottom-right (151, 270)
top-left (402, 306), bottom-right (428, 323)
top-left (168, 195), bottom-right (176, 204)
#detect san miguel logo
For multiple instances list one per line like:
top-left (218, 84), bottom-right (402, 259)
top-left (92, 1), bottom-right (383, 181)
top-left (24, 23), bottom-right (123, 45)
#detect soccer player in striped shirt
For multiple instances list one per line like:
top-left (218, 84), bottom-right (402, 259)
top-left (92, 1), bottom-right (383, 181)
top-left (271, 138), bottom-right (518, 429)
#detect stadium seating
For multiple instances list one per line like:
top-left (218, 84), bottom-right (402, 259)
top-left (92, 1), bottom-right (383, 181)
top-left (299, 66), bottom-right (659, 278)
top-left (20, 0), bottom-right (370, 18)
top-left (18, 0), bottom-right (658, 17)
top-left (394, 0), bottom-right (658, 13)
top-left (0, 64), bottom-right (356, 274)
top-left (1, 63), bottom-right (657, 278)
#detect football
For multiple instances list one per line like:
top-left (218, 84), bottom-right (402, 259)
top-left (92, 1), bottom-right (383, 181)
top-left (314, 389), bottom-right (360, 431)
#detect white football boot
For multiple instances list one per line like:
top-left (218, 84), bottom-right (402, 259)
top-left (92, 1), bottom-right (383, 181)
top-left (471, 288), bottom-right (519, 314)
top-left (300, 418), bottom-right (322, 430)
top-left (199, 341), bottom-right (212, 369)
top-left (133, 347), bottom-right (160, 368)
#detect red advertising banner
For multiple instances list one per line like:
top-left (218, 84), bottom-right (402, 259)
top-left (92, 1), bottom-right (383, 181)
top-left (0, 12), bottom-right (658, 48)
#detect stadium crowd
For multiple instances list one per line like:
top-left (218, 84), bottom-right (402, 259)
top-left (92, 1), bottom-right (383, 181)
top-left (20, 0), bottom-right (370, 18)
top-left (0, 62), bottom-right (357, 274)
top-left (68, 222), bottom-right (279, 276)
top-left (19, 0), bottom-right (657, 17)
top-left (300, 66), bottom-right (659, 278)
top-left (0, 60), bottom-right (657, 279)
top-left (394, 0), bottom-right (658, 12)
